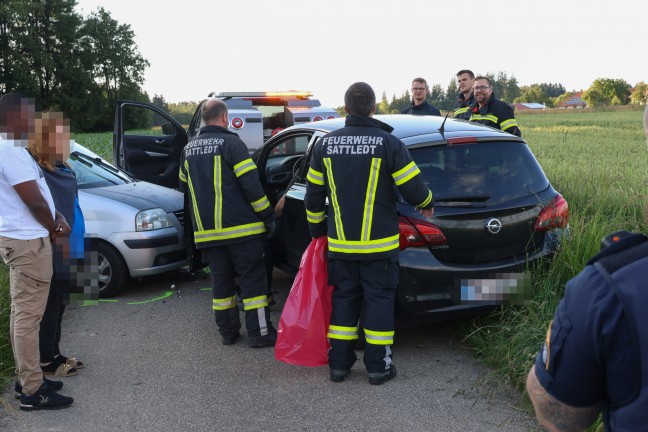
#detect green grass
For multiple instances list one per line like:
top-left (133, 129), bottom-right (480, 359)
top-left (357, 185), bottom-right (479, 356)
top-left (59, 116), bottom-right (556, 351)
top-left (0, 264), bottom-right (11, 385)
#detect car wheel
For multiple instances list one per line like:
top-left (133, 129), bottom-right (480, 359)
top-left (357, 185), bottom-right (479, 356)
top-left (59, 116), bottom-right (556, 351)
top-left (94, 241), bottom-right (128, 298)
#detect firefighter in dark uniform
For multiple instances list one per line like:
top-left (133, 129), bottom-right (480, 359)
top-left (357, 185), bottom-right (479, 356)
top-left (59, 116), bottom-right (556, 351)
top-left (305, 82), bottom-right (434, 385)
top-left (468, 76), bottom-right (521, 137)
top-left (453, 69), bottom-right (475, 120)
top-left (526, 106), bottom-right (648, 431)
top-left (179, 98), bottom-right (277, 348)
top-left (401, 77), bottom-right (441, 116)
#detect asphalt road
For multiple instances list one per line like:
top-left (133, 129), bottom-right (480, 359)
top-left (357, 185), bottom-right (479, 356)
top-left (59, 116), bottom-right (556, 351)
top-left (1, 269), bottom-right (540, 432)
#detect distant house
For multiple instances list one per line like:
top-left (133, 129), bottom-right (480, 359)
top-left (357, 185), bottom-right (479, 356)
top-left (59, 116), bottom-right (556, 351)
top-left (513, 103), bottom-right (547, 110)
top-left (557, 91), bottom-right (587, 108)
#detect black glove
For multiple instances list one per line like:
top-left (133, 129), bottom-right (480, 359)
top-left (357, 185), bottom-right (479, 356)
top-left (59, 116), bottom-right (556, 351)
top-left (264, 220), bottom-right (276, 239)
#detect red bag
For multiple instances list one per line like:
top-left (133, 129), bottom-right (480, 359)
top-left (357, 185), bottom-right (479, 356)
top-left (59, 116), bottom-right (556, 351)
top-left (274, 236), bottom-right (333, 367)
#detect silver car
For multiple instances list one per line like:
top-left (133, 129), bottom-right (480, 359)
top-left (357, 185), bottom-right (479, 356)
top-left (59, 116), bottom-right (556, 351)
top-left (69, 141), bottom-right (187, 297)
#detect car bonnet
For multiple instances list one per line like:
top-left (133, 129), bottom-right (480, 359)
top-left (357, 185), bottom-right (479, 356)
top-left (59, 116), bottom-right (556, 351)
top-left (81, 181), bottom-right (183, 213)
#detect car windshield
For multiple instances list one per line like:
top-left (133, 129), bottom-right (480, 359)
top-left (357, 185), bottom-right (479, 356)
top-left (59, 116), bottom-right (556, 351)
top-left (68, 152), bottom-right (134, 189)
top-left (409, 142), bottom-right (549, 205)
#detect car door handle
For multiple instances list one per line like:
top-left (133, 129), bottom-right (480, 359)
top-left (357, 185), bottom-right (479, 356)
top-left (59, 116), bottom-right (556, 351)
top-left (155, 138), bottom-right (165, 144)
top-left (145, 151), bottom-right (168, 157)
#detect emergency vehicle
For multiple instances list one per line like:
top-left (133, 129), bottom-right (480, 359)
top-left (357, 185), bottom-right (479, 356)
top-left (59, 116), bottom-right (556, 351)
top-left (190, 91), bottom-right (338, 151)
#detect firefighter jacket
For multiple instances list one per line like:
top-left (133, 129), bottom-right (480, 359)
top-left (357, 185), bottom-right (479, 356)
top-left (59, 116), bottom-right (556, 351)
top-left (179, 125), bottom-right (273, 249)
top-left (401, 100), bottom-right (441, 116)
top-left (453, 92), bottom-right (475, 120)
top-left (305, 115), bottom-right (433, 260)
top-left (468, 93), bottom-right (521, 137)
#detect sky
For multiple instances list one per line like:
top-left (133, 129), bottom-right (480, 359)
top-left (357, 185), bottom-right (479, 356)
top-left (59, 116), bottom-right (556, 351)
top-left (74, 0), bottom-right (646, 107)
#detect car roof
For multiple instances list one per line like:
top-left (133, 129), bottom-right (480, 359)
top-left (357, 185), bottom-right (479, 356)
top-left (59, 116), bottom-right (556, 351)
top-left (286, 114), bottom-right (522, 144)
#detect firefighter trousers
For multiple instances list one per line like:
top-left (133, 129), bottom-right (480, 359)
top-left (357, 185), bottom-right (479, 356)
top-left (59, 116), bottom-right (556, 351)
top-left (327, 257), bottom-right (398, 374)
top-left (203, 238), bottom-right (273, 340)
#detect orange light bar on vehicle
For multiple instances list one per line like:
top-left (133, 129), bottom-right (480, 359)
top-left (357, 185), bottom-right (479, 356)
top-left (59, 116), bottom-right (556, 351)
top-left (215, 91), bottom-right (313, 98)
top-left (447, 137), bottom-right (478, 145)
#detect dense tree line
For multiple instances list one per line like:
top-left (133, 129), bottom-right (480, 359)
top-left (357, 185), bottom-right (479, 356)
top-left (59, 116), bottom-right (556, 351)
top-left (0, 0), bottom-right (149, 131)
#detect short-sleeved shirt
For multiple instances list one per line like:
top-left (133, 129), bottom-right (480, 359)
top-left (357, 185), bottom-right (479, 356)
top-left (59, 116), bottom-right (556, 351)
top-left (0, 139), bottom-right (55, 239)
top-left (534, 262), bottom-right (636, 408)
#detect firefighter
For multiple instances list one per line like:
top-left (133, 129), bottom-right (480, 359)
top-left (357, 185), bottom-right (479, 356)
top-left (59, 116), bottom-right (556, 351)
top-left (401, 78), bottom-right (441, 116)
top-left (468, 76), bottom-right (521, 137)
top-left (305, 82), bottom-right (434, 385)
top-left (453, 69), bottom-right (475, 120)
top-left (526, 106), bottom-right (648, 431)
top-left (179, 98), bottom-right (277, 348)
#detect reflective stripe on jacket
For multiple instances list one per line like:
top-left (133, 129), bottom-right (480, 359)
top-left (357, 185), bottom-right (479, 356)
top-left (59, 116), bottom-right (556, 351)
top-left (179, 125), bottom-right (273, 248)
top-left (305, 115), bottom-right (433, 260)
top-left (468, 93), bottom-right (522, 137)
top-left (453, 92), bottom-right (475, 120)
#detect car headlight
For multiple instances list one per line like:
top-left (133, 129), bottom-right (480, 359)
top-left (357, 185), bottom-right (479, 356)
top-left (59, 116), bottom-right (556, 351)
top-left (136, 208), bottom-right (172, 231)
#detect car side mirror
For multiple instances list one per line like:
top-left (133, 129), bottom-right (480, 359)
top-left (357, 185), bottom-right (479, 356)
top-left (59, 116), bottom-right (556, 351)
top-left (161, 122), bottom-right (174, 135)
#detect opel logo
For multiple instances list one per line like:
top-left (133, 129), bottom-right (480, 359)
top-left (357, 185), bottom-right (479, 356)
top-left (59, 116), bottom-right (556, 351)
top-left (485, 218), bottom-right (502, 234)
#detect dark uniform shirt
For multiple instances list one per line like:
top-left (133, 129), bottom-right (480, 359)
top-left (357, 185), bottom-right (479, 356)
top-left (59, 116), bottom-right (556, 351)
top-left (453, 92), bottom-right (475, 120)
top-left (401, 100), bottom-right (441, 116)
top-left (468, 93), bottom-right (521, 137)
top-left (534, 232), bottom-right (648, 431)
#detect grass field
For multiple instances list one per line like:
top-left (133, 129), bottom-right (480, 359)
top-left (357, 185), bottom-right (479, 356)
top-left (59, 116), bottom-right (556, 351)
top-left (2, 108), bottom-right (647, 422)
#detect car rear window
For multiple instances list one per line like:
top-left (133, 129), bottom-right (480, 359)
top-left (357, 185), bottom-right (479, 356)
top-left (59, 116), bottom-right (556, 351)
top-left (409, 142), bottom-right (549, 204)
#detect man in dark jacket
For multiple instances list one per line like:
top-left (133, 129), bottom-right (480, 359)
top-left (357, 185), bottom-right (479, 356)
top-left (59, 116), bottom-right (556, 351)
top-left (179, 99), bottom-right (277, 348)
top-left (401, 77), bottom-right (441, 116)
top-left (453, 69), bottom-right (475, 120)
top-left (468, 76), bottom-right (521, 137)
top-left (306, 82), bottom-right (434, 385)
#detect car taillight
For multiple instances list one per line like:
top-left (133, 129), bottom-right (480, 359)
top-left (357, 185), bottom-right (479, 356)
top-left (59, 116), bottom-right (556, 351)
top-left (327, 116), bottom-right (336, 120)
top-left (398, 216), bottom-right (447, 250)
top-left (313, 116), bottom-right (323, 122)
top-left (534, 194), bottom-right (569, 231)
top-left (231, 117), bottom-right (243, 129)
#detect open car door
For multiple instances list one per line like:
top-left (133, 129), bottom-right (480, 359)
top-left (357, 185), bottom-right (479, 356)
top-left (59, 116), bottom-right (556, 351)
top-left (113, 100), bottom-right (187, 189)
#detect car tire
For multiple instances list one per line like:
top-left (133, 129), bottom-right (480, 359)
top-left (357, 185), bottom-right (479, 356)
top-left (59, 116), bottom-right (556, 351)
top-left (94, 241), bottom-right (128, 298)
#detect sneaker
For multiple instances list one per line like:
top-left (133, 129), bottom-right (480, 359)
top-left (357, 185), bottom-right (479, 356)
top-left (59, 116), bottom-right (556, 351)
top-left (248, 330), bottom-right (278, 348)
top-left (222, 331), bottom-right (241, 346)
top-left (368, 365), bottom-right (397, 386)
top-left (19, 382), bottom-right (73, 411)
top-left (330, 369), bottom-right (350, 383)
top-left (14, 377), bottom-right (63, 399)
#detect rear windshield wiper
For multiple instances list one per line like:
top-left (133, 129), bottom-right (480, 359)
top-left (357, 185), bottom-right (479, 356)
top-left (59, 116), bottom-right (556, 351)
top-left (434, 195), bottom-right (491, 203)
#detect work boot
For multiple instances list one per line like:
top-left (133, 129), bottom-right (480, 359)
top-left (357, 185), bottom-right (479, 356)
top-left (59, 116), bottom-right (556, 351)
top-left (330, 369), bottom-right (350, 383)
top-left (368, 365), bottom-right (397, 385)
top-left (19, 382), bottom-right (73, 411)
top-left (222, 331), bottom-right (241, 346)
top-left (248, 329), bottom-right (278, 348)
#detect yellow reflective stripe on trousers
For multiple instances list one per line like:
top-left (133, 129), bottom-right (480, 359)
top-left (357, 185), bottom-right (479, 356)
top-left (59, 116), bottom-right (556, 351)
top-left (470, 114), bottom-right (498, 123)
top-left (454, 107), bottom-right (468, 116)
top-left (186, 160), bottom-right (204, 231)
top-left (327, 325), bottom-right (359, 340)
top-left (392, 161), bottom-right (421, 186)
top-left (364, 328), bottom-right (395, 345)
top-left (307, 167), bottom-right (324, 185)
top-left (306, 209), bottom-right (325, 224)
top-left (214, 155), bottom-right (222, 230)
top-left (361, 158), bottom-right (381, 241)
top-left (328, 234), bottom-right (399, 254)
top-left (194, 221), bottom-right (266, 243)
top-left (242, 295), bottom-right (268, 310)
top-left (418, 189), bottom-right (433, 208)
top-left (233, 158), bottom-right (256, 177)
top-left (500, 118), bottom-right (518, 131)
top-left (323, 158), bottom-right (345, 241)
top-left (212, 295), bottom-right (236, 310)
top-left (251, 196), bottom-right (270, 213)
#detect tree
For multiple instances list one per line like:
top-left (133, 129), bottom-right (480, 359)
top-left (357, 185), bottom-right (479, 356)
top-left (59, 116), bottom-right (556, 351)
top-left (515, 84), bottom-right (555, 107)
top-left (377, 91), bottom-right (390, 114)
top-left (582, 78), bottom-right (631, 107)
top-left (152, 94), bottom-right (169, 113)
top-left (485, 71), bottom-right (520, 102)
top-left (630, 82), bottom-right (648, 105)
top-left (79, 7), bottom-right (150, 129)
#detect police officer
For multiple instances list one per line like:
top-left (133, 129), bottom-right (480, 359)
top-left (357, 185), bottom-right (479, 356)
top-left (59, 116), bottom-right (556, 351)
top-left (453, 69), bottom-right (475, 120)
top-left (468, 76), bottom-right (521, 136)
top-left (401, 77), bottom-right (441, 116)
top-left (525, 106), bottom-right (648, 431)
top-left (305, 82), bottom-right (434, 384)
top-left (179, 98), bottom-right (277, 348)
